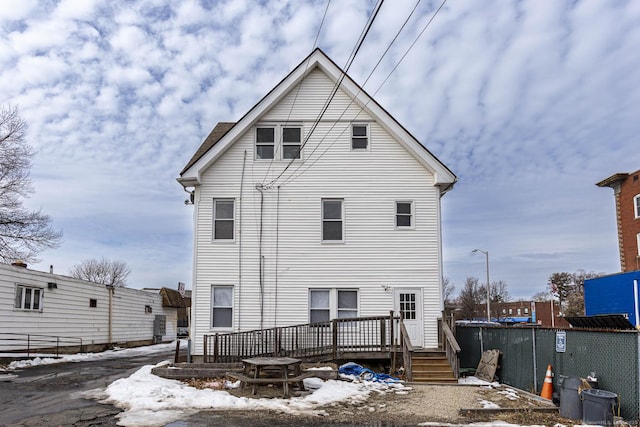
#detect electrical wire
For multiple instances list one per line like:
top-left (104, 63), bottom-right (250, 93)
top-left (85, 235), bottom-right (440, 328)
top-left (279, 0), bottom-right (428, 187)
top-left (264, 0), bottom-right (385, 188)
top-left (262, 0), bottom-right (332, 183)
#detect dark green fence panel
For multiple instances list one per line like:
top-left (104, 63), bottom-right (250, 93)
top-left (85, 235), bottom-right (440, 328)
top-left (456, 325), bottom-right (640, 421)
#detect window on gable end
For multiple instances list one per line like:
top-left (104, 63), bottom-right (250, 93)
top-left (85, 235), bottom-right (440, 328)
top-left (396, 201), bottom-right (413, 228)
top-left (256, 127), bottom-right (275, 160)
top-left (351, 124), bottom-right (368, 150)
top-left (282, 127), bottom-right (302, 159)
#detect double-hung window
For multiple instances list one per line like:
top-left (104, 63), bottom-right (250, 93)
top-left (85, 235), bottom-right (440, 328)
top-left (309, 289), bottom-right (330, 323)
top-left (282, 127), bottom-right (302, 159)
top-left (322, 199), bottom-right (343, 242)
top-left (351, 124), bottom-right (368, 150)
top-left (395, 201), bottom-right (413, 228)
top-left (256, 127), bottom-right (275, 160)
top-left (337, 290), bottom-right (358, 319)
top-left (15, 285), bottom-right (43, 311)
top-left (213, 199), bottom-right (235, 240)
top-left (212, 286), bottom-right (233, 328)
top-left (634, 194), bottom-right (640, 218)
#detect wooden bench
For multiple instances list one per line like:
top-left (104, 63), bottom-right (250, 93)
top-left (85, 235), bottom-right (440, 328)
top-left (228, 371), bottom-right (314, 397)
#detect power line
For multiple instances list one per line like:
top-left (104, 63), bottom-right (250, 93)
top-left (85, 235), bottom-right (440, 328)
top-left (280, 0), bottom-right (428, 187)
top-left (265, 0), bottom-right (385, 188)
top-left (262, 0), bottom-right (332, 183)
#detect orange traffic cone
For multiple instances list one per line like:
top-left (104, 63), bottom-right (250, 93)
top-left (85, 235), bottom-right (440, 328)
top-left (540, 364), bottom-right (553, 400)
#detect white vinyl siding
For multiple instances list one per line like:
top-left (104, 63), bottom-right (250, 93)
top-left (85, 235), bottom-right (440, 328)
top-left (190, 66), bottom-right (445, 353)
top-left (0, 264), bottom-right (177, 350)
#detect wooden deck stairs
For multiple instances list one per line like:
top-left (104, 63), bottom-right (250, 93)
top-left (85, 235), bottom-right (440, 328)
top-left (410, 349), bottom-right (457, 383)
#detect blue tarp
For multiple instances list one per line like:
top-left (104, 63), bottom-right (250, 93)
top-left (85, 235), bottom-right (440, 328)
top-left (338, 362), bottom-right (400, 383)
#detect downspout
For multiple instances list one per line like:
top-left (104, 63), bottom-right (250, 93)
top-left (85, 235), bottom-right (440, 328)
top-left (238, 150), bottom-right (247, 330)
top-left (634, 279), bottom-right (639, 329)
top-left (275, 186), bottom-right (280, 325)
top-left (256, 183), bottom-right (265, 331)
top-left (107, 285), bottom-right (114, 345)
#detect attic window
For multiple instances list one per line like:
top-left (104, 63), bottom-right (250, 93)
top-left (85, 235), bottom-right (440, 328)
top-left (351, 124), bottom-right (368, 150)
top-left (282, 127), bottom-right (302, 159)
top-left (256, 127), bottom-right (275, 159)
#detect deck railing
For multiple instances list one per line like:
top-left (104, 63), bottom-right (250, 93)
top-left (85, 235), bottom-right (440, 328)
top-left (398, 320), bottom-right (413, 381)
top-left (204, 314), bottom-right (399, 363)
top-left (0, 333), bottom-right (84, 357)
top-left (442, 314), bottom-right (461, 378)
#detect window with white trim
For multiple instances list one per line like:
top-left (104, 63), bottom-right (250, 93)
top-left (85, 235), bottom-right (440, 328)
top-left (256, 127), bottom-right (275, 159)
top-left (634, 194), bottom-right (640, 218)
top-left (351, 124), bottom-right (368, 150)
top-left (309, 289), bottom-right (358, 322)
top-left (637, 232), bottom-right (640, 256)
top-left (211, 286), bottom-right (233, 328)
top-left (15, 285), bottom-right (43, 311)
top-left (322, 199), bottom-right (343, 242)
top-left (310, 289), bottom-right (330, 323)
top-left (337, 290), bottom-right (358, 319)
top-left (395, 201), bottom-right (413, 228)
top-left (282, 127), bottom-right (302, 159)
top-left (213, 199), bottom-right (234, 240)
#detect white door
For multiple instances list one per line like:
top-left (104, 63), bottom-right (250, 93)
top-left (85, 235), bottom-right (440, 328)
top-left (394, 289), bottom-right (424, 348)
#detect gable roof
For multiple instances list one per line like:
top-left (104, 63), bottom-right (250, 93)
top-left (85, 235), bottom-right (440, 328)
top-left (178, 48), bottom-right (456, 192)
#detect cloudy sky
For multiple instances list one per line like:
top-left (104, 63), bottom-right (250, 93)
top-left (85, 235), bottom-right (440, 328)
top-left (1, 0), bottom-right (638, 299)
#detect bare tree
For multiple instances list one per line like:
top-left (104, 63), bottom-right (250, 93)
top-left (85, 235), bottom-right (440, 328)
top-left (70, 258), bottom-right (131, 287)
top-left (489, 280), bottom-right (511, 303)
top-left (0, 105), bottom-right (62, 263)
top-left (532, 291), bottom-right (551, 302)
top-left (442, 276), bottom-right (455, 306)
top-left (458, 276), bottom-right (482, 320)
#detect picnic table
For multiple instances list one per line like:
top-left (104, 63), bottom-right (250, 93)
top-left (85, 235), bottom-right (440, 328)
top-left (229, 356), bottom-right (312, 398)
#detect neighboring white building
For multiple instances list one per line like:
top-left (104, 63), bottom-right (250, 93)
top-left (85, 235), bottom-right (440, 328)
top-left (178, 49), bottom-right (456, 357)
top-left (0, 262), bottom-right (179, 353)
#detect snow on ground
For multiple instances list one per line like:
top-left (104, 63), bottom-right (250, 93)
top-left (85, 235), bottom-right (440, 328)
top-left (82, 361), bottom-right (407, 427)
top-left (6, 340), bottom-right (186, 370)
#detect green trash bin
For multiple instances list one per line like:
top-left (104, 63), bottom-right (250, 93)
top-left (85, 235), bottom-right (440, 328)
top-left (582, 388), bottom-right (617, 426)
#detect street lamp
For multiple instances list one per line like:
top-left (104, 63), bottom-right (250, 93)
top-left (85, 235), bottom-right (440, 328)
top-left (472, 249), bottom-right (491, 322)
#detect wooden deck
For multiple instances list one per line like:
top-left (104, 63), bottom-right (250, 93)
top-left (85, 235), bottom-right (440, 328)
top-left (202, 312), bottom-right (461, 383)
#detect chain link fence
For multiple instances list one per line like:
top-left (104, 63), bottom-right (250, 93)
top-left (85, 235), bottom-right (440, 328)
top-left (456, 325), bottom-right (639, 421)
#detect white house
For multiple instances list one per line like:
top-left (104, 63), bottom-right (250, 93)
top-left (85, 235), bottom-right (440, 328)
top-left (178, 49), bottom-right (456, 358)
top-left (0, 262), bottom-right (179, 353)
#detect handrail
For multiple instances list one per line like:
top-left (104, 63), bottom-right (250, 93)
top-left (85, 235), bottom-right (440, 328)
top-left (0, 333), bottom-right (84, 357)
top-left (204, 314), bottom-right (399, 363)
top-left (399, 320), bottom-right (413, 381)
top-left (442, 321), bottom-right (460, 378)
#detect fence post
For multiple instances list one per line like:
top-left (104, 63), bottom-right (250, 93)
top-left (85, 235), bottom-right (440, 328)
top-left (531, 327), bottom-right (538, 393)
top-left (203, 334), bottom-right (208, 363)
top-left (390, 310), bottom-right (395, 349)
top-left (332, 319), bottom-right (338, 360)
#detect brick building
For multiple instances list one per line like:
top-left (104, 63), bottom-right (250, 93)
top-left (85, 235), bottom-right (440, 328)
top-left (597, 169), bottom-right (640, 272)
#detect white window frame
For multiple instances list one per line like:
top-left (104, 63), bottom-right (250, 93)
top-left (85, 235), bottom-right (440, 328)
top-left (395, 201), bottom-right (414, 229)
top-left (213, 198), bottom-right (235, 241)
top-left (282, 126), bottom-right (302, 160)
top-left (14, 285), bottom-right (44, 312)
top-left (255, 126), bottom-right (275, 160)
top-left (321, 198), bottom-right (344, 243)
top-left (211, 285), bottom-right (234, 330)
top-left (309, 288), bottom-right (359, 323)
top-left (351, 123), bottom-right (369, 150)
top-left (637, 232), bottom-right (640, 257)
top-left (309, 289), bottom-right (331, 324)
top-left (634, 194), bottom-right (640, 218)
